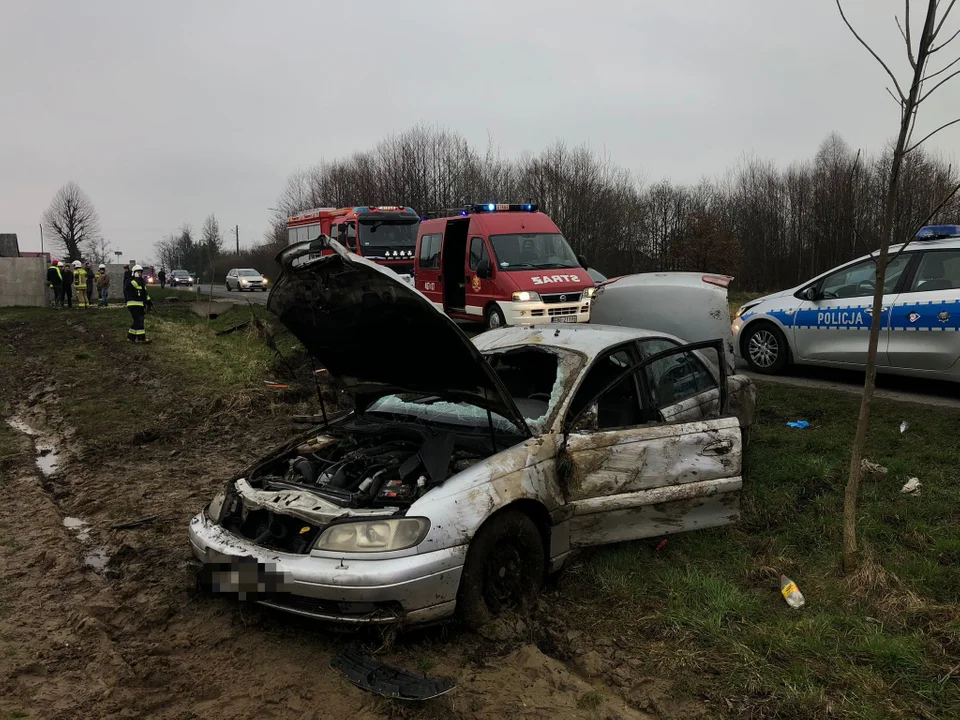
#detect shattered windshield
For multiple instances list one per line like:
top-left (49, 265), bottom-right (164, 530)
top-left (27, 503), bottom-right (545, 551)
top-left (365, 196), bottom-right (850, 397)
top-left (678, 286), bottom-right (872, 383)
top-left (364, 348), bottom-right (578, 435)
top-left (364, 395), bottom-right (522, 434)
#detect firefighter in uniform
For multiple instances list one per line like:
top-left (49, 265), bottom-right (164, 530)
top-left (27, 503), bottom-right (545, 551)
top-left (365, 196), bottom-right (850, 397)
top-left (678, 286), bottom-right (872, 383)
top-left (47, 259), bottom-right (64, 308)
top-left (125, 265), bottom-right (153, 343)
top-left (72, 260), bottom-right (88, 308)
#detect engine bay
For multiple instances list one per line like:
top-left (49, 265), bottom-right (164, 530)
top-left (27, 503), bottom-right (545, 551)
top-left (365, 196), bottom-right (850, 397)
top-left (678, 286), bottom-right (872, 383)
top-left (250, 424), bottom-right (487, 508)
top-left (215, 422), bottom-right (493, 553)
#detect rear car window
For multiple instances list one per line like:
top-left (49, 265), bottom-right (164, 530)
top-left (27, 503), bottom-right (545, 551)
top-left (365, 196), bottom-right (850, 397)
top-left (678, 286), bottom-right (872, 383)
top-left (908, 251), bottom-right (960, 292)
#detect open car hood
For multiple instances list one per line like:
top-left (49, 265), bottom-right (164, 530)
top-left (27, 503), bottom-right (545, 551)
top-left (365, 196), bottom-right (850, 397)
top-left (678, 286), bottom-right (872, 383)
top-left (268, 238), bottom-right (531, 436)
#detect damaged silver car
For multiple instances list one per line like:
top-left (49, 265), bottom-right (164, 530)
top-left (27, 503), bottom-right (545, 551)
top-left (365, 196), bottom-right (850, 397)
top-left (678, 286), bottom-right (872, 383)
top-left (189, 237), bottom-right (757, 627)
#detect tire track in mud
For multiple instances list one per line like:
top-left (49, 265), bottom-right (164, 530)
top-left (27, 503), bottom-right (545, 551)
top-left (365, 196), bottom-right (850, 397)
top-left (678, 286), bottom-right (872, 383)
top-left (0, 317), bottom-right (701, 719)
top-left (1, 392), bottom-right (378, 719)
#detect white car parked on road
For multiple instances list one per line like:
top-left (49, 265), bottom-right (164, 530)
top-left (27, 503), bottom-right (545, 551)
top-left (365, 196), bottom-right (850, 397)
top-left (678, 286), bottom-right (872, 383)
top-left (732, 224), bottom-right (960, 380)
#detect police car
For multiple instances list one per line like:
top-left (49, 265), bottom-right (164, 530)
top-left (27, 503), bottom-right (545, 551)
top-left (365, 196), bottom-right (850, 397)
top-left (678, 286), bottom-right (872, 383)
top-left (732, 225), bottom-right (960, 381)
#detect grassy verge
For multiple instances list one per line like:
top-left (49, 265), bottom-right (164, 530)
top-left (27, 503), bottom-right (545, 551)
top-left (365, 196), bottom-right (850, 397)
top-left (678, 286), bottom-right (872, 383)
top-left (565, 382), bottom-right (960, 719)
top-left (0, 301), bottom-right (311, 452)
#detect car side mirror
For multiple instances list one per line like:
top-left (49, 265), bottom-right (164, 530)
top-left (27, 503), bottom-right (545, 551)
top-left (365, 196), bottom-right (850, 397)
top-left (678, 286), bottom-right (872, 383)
top-left (802, 286), bottom-right (819, 301)
top-left (578, 254), bottom-right (589, 269)
top-left (476, 259), bottom-right (492, 279)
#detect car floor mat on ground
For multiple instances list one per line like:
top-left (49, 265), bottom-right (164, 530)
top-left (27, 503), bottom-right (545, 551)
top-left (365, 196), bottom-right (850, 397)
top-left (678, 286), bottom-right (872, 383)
top-left (331, 644), bottom-right (456, 700)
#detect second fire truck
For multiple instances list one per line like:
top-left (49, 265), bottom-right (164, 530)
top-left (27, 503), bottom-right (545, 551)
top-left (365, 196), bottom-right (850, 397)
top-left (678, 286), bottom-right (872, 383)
top-left (286, 205), bottom-right (420, 277)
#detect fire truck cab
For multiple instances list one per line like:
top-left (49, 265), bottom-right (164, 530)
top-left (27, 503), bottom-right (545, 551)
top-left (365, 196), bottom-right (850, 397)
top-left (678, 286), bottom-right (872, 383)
top-left (287, 206), bottom-right (420, 277)
top-left (414, 203), bottom-right (595, 329)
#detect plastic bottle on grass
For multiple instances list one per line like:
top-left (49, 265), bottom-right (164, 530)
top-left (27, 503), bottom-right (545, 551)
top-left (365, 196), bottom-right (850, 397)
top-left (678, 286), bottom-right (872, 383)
top-left (780, 574), bottom-right (805, 609)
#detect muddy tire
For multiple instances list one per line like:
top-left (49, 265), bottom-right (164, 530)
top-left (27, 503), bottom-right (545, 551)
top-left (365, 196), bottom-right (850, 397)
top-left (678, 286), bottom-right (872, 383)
top-left (224, 283), bottom-right (231, 291)
top-left (485, 304), bottom-right (507, 330)
top-left (457, 510), bottom-right (545, 630)
top-left (742, 322), bottom-right (788, 374)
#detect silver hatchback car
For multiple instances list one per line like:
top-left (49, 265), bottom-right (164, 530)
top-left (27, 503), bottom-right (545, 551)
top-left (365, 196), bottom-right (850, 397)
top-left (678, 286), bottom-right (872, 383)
top-left (732, 225), bottom-right (960, 381)
top-left (189, 238), bottom-right (756, 627)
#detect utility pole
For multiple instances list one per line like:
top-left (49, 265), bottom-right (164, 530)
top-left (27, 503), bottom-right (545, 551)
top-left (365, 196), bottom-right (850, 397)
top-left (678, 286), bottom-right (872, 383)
top-left (39, 223), bottom-right (43, 255)
top-left (235, 225), bottom-right (239, 254)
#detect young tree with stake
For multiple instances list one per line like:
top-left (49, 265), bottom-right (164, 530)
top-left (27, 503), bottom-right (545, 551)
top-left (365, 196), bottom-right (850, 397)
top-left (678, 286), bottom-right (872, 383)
top-left (836, 0), bottom-right (960, 572)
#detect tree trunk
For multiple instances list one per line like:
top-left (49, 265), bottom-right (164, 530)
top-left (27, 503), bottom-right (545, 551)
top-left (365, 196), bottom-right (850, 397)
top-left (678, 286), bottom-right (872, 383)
top-left (842, 0), bottom-right (937, 573)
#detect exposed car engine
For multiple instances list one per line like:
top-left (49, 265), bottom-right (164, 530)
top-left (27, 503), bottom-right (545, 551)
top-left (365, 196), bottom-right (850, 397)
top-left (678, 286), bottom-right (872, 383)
top-left (250, 427), bottom-right (484, 508)
top-left (216, 425), bottom-right (487, 553)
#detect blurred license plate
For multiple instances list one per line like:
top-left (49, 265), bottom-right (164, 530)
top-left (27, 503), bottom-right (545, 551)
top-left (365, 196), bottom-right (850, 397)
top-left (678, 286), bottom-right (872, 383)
top-left (551, 316), bottom-right (577, 323)
top-left (198, 556), bottom-right (292, 599)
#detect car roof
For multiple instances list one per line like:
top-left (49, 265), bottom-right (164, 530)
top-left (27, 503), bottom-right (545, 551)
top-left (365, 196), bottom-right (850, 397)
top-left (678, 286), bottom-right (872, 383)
top-left (473, 324), bottom-right (681, 360)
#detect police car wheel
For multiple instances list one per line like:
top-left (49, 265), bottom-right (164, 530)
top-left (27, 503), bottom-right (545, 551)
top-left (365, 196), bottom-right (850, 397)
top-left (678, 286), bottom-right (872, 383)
top-left (486, 305), bottom-right (506, 330)
top-left (744, 323), bottom-right (788, 374)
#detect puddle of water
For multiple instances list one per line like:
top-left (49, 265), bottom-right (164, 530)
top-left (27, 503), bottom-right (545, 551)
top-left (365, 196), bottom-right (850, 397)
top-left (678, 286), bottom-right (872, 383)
top-left (5, 415), bottom-right (61, 476)
top-left (63, 516), bottom-right (91, 542)
top-left (35, 443), bottom-right (60, 476)
top-left (6, 416), bottom-right (37, 437)
top-left (84, 548), bottom-right (110, 571)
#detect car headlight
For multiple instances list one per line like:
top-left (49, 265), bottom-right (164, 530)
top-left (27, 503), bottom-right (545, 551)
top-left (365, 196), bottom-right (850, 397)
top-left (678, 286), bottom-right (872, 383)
top-left (207, 490), bottom-right (226, 522)
top-left (736, 303), bottom-right (760, 319)
top-left (583, 287), bottom-right (596, 298)
top-left (314, 517), bottom-right (430, 553)
top-left (512, 291), bottom-right (541, 302)
top-left (240, 279), bottom-right (249, 285)
top-left (262, 277), bottom-right (268, 283)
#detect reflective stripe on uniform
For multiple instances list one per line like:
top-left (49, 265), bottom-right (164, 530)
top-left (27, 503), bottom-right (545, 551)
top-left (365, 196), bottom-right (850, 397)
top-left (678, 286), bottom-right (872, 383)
top-left (127, 301), bottom-right (144, 307)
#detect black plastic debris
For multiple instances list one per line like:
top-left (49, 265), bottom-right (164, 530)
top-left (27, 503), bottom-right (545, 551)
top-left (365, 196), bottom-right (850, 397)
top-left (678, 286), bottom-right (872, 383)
top-left (331, 644), bottom-right (456, 700)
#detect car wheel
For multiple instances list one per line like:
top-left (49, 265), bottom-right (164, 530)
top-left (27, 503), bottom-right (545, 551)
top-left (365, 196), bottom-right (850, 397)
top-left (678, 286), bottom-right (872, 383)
top-left (224, 283), bottom-right (231, 291)
top-left (743, 322), bottom-right (789, 374)
top-left (485, 304), bottom-right (507, 330)
top-left (456, 510), bottom-right (544, 630)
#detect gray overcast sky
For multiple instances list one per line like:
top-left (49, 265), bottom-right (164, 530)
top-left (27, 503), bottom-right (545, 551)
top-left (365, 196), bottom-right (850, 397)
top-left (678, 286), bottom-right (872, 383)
top-left (2, 0), bottom-right (957, 263)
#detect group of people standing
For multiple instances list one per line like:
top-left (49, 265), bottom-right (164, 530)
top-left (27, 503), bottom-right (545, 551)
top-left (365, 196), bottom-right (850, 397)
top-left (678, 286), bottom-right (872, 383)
top-left (46, 259), bottom-right (110, 308)
top-left (46, 260), bottom-right (153, 343)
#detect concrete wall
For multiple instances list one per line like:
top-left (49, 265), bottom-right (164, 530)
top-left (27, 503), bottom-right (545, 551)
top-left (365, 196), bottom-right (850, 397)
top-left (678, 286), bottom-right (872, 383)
top-left (0, 234), bottom-right (19, 258)
top-left (0, 256), bottom-right (47, 307)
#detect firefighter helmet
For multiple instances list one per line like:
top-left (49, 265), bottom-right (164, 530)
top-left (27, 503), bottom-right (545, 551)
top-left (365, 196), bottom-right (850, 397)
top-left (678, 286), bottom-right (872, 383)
top-left (132, 264), bottom-right (143, 273)
top-left (99, 264), bottom-right (106, 270)
top-left (72, 260), bottom-right (82, 268)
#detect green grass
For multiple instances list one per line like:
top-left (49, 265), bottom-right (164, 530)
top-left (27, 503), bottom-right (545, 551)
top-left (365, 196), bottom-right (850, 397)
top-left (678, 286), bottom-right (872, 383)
top-left (0, 303), bottom-right (310, 452)
top-left (566, 383), bottom-right (960, 719)
top-left (576, 690), bottom-right (604, 710)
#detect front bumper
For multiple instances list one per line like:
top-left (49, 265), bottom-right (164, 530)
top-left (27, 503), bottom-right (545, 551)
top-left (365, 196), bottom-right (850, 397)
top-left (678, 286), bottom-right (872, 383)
top-left (503, 299), bottom-right (591, 326)
top-left (188, 513), bottom-right (464, 625)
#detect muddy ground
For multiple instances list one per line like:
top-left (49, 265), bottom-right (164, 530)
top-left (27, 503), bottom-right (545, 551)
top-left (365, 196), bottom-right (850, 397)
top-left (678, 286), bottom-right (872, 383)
top-left (0, 311), bottom-right (705, 720)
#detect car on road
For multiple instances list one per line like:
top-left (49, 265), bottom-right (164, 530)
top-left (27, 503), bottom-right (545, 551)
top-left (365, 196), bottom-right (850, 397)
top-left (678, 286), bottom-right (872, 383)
top-left (189, 238), bottom-right (756, 627)
top-left (168, 269), bottom-right (194, 287)
top-left (225, 268), bottom-right (269, 292)
top-left (732, 225), bottom-right (960, 381)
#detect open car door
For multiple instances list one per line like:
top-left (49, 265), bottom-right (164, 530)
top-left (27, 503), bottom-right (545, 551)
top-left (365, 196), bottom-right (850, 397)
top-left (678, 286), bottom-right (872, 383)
top-left (560, 340), bottom-right (743, 548)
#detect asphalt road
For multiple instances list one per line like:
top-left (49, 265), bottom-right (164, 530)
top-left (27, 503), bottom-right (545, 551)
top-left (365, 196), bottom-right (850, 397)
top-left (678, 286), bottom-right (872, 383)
top-left (195, 284), bottom-right (269, 304)
top-left (740, 363), bottom-right (960, 409)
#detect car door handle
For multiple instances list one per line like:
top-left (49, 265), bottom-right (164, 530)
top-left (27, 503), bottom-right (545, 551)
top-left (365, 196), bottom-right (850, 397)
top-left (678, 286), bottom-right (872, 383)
top-left (702, 440), bottom-right (734, 456)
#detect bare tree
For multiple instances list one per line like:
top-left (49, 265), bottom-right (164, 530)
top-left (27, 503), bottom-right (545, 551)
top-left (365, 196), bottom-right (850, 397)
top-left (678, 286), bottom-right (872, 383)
top-left (42, 182), bottom-right (102, 262)
top-left (88, 236), bottom-right (112, 265)
top-left (836, 0), bottom-right (960, 571)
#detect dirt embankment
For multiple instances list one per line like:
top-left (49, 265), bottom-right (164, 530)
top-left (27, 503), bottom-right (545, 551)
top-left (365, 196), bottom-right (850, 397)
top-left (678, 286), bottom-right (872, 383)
top-left (0, 313), bottom-right (702, 720)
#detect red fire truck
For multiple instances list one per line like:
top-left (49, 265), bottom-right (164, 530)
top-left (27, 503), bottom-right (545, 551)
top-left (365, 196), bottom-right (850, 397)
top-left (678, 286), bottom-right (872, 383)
top-left (414, 203), bottom-right (596, 329)
top-left (286, 205), bottom-right (420, 276)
